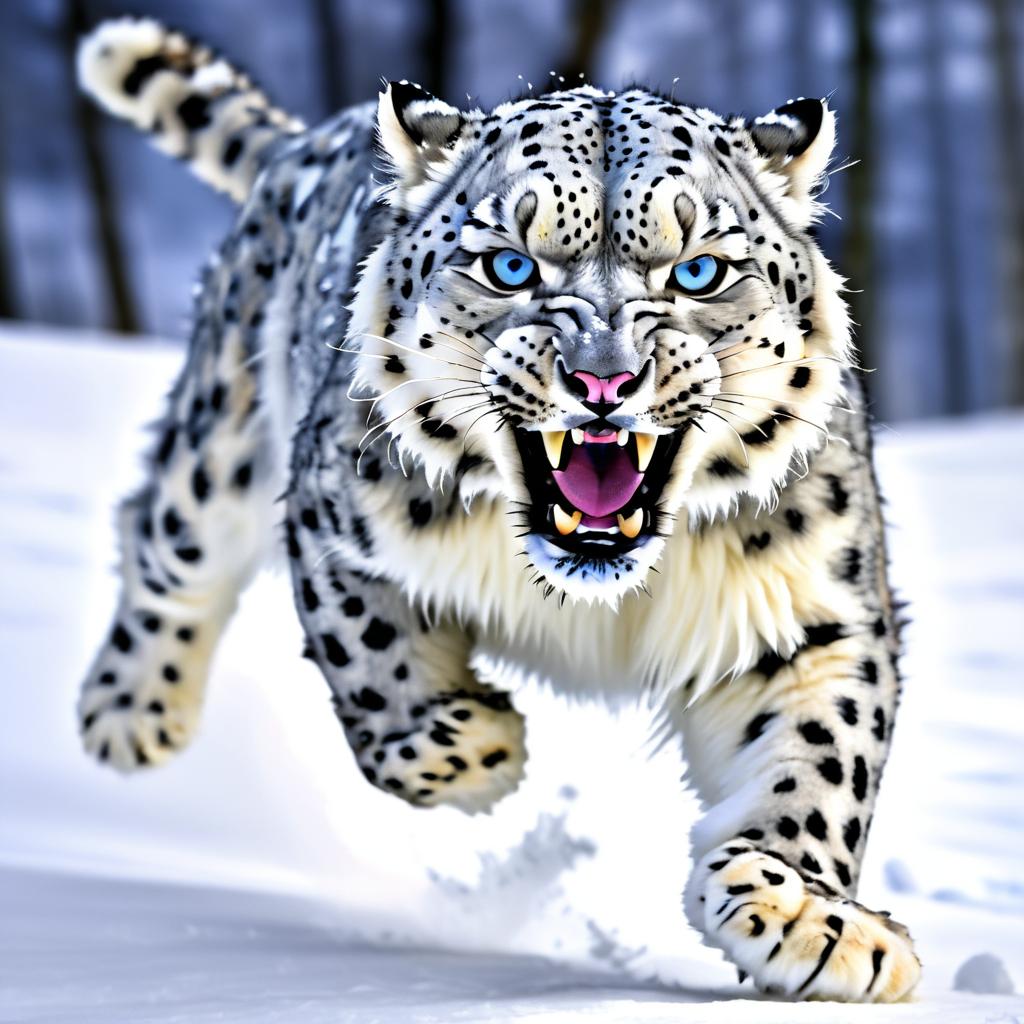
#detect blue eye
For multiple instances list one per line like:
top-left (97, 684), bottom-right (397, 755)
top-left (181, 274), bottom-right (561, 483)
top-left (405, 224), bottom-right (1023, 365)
top-left (671, 254), bottom-right (726, 295)
top-left (484, 249), bottom-right (539, 290)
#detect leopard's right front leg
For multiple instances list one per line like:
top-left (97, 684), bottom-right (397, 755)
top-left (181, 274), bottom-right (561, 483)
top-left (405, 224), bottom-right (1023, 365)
top-left (285, 412), bottom-right (526, 813)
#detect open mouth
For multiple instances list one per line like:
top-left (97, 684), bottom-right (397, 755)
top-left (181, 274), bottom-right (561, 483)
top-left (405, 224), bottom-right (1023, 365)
top-left (513, 423), bottom-right (683, 557)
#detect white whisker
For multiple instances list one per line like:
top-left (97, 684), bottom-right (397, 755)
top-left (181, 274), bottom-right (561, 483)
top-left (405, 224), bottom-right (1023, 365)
top-left (713, 395), bottom-right (832, 442)
top-left (437, 398), bottom-right (495, 429)
top-left (714, 388), bottom-right (856, 416)
top-left (358, 385), bottom-right (487, 453)
top-left (703, 408), bottom-right (750, 468)
top-left (329, 343), bottom-right (485, 376)
top-left (351, 327), bottom-right (488, 368)
top-left (340, 331), bottom-right (488, 373)
top-left (705, 402), bottom-right (769, 440)
top-left (716, 355), bottom-right (843, 382)
top-left (347, 373), bottom-right (482, 413)
top-left (461, 406), bottom-right (504, 444)
top-left (431, 329), bottom-right (492, 361)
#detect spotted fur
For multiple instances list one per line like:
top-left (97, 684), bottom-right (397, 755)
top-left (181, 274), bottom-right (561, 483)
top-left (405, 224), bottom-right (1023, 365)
top-left (75, 18), bottom-right (919, 1002)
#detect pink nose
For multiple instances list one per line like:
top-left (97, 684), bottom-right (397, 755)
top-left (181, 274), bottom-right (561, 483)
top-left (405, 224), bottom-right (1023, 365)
top-left (571, 370), bottom-right (636, 405)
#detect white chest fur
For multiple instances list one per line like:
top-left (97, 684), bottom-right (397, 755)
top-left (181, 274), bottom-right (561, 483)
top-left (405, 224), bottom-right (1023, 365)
top-left (359, 487), bottom-right (862, 706)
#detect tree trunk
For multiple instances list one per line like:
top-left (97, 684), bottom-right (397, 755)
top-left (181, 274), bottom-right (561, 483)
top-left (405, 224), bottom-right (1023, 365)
top-left (0, 137), bottom-right (15, 319)
top-left (791, 0), bottom-right (815, 97)
top-left (923, 0), bottom-right (968, 413)
top-left (718, 0), bottom-right (746, 105)
top-left (65, 0), bottom-right (140, 335)
top-left (560, 0), bottom-right (613, 85)
top-left (843, 0), bottom-right (877, 377)
top-left (422, 0), bottom-right (451, 99)
top-left (990, 0), bottom-right (1024, 406)
top-left (311, 0), bottom-right (347, 116)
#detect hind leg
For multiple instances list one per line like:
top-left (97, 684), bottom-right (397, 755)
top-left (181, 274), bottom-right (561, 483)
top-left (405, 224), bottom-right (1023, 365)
top-left (79, 268), bottom-right (282, 770)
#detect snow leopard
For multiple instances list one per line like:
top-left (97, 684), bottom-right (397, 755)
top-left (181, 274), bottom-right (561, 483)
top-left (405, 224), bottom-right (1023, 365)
top-left (75, 17), bottom-right (920, 1002)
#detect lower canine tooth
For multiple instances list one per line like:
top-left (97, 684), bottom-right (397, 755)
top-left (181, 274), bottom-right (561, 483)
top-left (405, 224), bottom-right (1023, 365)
top-left (553, 504), bottom-right (583, 535)
top-left (617, 508), bottom-right (643, 539)
top-left (542, 431), bottom-right (566, 469)
top-left (635, 433), bottom-right (657, 472)
top-left (616, 429), bottom-right (630, 446)
top-left (571, 428), bottom-right (585, 445)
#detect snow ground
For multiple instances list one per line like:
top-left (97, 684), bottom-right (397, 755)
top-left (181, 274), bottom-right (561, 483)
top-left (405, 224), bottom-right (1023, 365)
top-left (1, 325), bottom-right (1022, 1022)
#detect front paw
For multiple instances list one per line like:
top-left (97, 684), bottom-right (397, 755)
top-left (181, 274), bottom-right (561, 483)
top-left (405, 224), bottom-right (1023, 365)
top-left (695, 844), bottom-right (921, 1002)
top-left (77, 612), bottom-right (208, 770)
top-left (350, 688), bottom-right (526, 813)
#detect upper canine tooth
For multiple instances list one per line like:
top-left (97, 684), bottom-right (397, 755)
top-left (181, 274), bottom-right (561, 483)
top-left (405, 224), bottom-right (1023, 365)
top-left (617, 508), bottom-right (643, 539)
top-left (616, 429), bottom-right (630, 447)
top-left (542, 431), bottom-right (566, 469)
top-left (553, 504), bottom-right (583, 535)
top-left (571, 428), bottom-right (585, 445)
top-left (635, 433), bottom-right (657, 472)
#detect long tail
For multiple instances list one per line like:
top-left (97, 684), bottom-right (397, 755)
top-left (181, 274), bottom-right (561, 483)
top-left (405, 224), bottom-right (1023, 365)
top-left (77, 17), bottom-right (305, 203)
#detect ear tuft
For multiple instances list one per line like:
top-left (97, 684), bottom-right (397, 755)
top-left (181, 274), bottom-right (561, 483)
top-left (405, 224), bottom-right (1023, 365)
top-left (749, 97), bottom-right (836, 220)
top-left (377, 80), bottom-right (466, 187)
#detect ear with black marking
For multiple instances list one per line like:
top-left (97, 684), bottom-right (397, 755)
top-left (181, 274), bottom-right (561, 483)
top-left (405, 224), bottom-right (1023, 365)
top-left (377, 80), bottom-right (468, 188)
top-left (749, 98), bottom-right (836, 218)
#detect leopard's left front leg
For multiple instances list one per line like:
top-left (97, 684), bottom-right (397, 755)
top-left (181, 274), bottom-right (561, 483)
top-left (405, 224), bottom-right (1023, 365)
top-left (677, 410), bottom-right (920, 1002)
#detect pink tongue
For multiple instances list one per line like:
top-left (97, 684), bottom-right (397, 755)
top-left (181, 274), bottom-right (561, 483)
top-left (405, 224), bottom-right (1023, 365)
top-left (553, 444), bottom-right (643, 517)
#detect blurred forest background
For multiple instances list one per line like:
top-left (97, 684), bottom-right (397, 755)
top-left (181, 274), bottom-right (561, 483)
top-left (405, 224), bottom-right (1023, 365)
top-left (0, 0), bottom-right (1021, 421)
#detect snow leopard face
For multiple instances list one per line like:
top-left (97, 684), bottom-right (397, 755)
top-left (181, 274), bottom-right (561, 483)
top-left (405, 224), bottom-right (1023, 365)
top-left (351, 83), bottom-right (851, 601)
